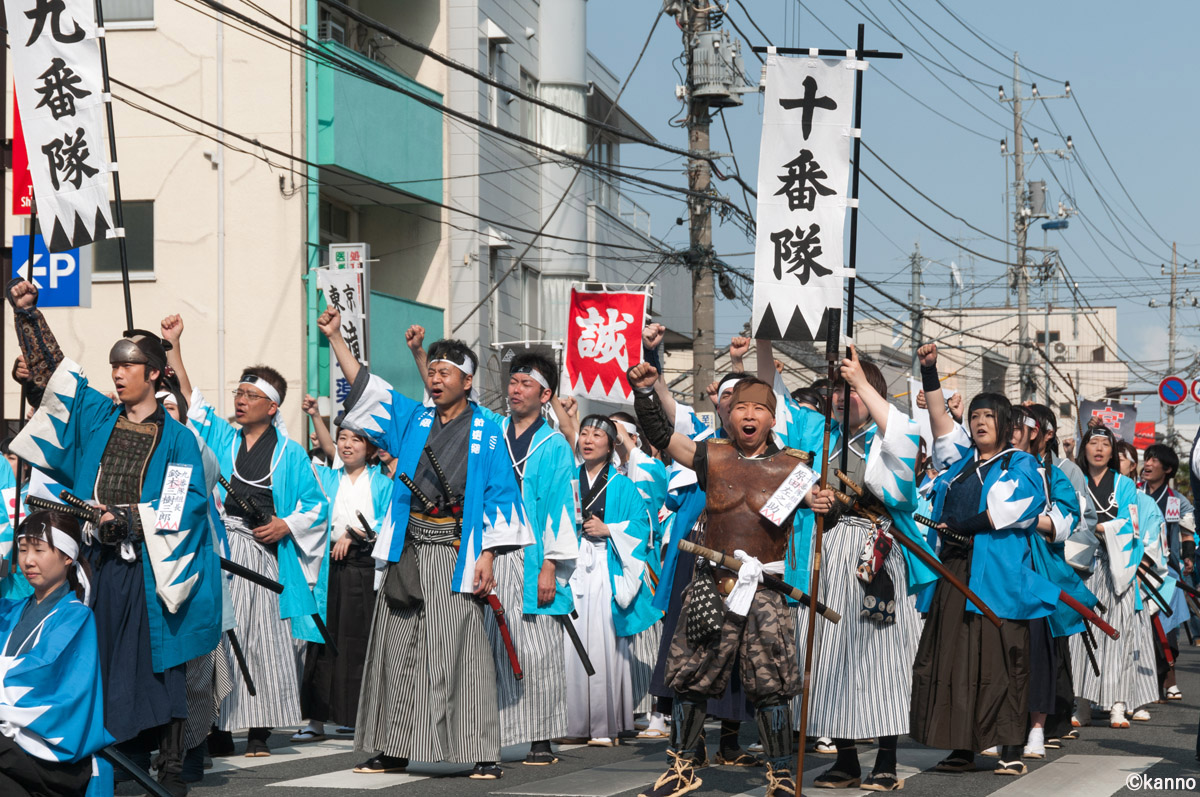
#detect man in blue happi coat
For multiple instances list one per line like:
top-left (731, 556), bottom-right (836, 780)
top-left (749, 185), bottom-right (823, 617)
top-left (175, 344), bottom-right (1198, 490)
top-left (5, 278), bottom-right (221, 796)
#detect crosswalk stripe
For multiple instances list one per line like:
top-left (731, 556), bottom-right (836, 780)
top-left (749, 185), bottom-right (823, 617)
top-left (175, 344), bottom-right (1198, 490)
top-left (270, 743), bottom-right (587, 790)
top-left (209, 739), bottom-right (357, 774)
top-left (730, 747), bottom-right (950, 797)
top-left (495, 757), bottom-right (667, 796)
top-left (988, 754), bottom-right (1160, 796)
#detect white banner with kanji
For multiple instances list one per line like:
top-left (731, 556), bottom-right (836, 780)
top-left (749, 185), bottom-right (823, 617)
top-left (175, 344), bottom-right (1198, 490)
top-left (6, 0), bottom-right (114, 251)
top-left (565, 288), bottom-right (647, 403)
top-left (752, 55), bottom-right (855, 342)
top-left (318, 266), bottom-right (368, 422)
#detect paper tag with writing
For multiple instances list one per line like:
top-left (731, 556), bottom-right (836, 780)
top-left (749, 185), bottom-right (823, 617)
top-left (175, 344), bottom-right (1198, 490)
top-left (156, 464), bottom-right (194, 531)
top-left (1167, 495), bottom-right (1181, 523)
top-left (571, 479), bottom-right (583, 526)
top-left (759, 460), bottom-right (818, 527)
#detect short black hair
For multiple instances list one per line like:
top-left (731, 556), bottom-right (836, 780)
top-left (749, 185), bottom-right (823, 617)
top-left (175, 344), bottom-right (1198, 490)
top-left (427, 339), bottom-right (479, 376)
top-left (968, 392), bottom-right (1014, 447)
top-left (1028, 404), bottom-right (1058, 456)
top-left (790, 387), bottom-right (825, 414)
top-left (1144, 443), bottom-right (1178, 478)
top-left (509, 351), bottom-right (558, 395)
top-left (240, 365), bottom-right (287, 405)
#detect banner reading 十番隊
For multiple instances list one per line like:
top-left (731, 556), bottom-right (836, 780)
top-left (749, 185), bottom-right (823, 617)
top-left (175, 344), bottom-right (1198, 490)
top-left (752, 55), bottom-right (856, 341)
top-left (6, 0), bottom-right (114, 251)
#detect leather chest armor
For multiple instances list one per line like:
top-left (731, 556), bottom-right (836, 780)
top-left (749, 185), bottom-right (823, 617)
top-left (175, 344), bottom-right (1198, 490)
top-left (702, 440), bottom-right (810, 570)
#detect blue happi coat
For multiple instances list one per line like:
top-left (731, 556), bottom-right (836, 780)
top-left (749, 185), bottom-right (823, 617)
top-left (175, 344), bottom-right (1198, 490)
top-left (12, 360), bottom-right (221, 671)
top-left (312, 463), bottom-right (393, 617)
top-left (340, 370), bottom-right (533, 592)
top-left (1031, 461), bottom-right (1098, 637)
top-left (0, 460), bottom-right (32, 601)
top-left (0, 591), bottom-right (115, 796)
top-left (1135, 489), bottom-right (1176, 614)
top-left (1066, 471), bottom-right (1148, 610)
top-left (931, 426), bottom-right (1057, 620)
top-left (624, 447), bottom-right (668, 577)
top-left (583, 463), bottom-right (661, 637)
top-left (790, 403), bottom-right (941, 596)
top-left (479, 408), bottom-right (577, 616)
top-left (189, 391), bottom-right (329, 642)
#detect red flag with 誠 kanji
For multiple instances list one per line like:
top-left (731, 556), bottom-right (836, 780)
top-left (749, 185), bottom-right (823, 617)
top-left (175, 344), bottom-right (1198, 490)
top-left (565, 288), bottom-right (647, 403)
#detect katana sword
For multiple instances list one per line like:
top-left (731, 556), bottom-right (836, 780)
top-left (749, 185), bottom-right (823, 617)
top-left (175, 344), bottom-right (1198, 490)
top-left (100, 747), bottom-right (173, 797)
top-left (559, 609), bottom-right (595, 676)
top-left (677, 539), bottom-right (842, 624)
top-left (397, 472), bottom-right (441, 516)
top-left (226, 629), bottom-right (256, 696)
top-left (215, 477), bottom-right (337, 652)
top-left (485, 593), bottom-right (522, 680)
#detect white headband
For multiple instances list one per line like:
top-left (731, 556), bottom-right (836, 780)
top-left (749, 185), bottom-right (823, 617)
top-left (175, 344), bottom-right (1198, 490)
top-left (1022, 416), bottom-right (1037, 429)
top-left (511, 366), bottom-right (549, 390)
top-left (17, 524), bottom-right (89, 603)
top-left (718, 374), bottom-right (745, 397)
top-left (239, 376), bottom-right (281, 405)
top-left (616, 420), bottom-right (638, 437)
top-left (432, 357), bottom-right (475, 377)
top-left (155, 390), bottom-right (178, 407)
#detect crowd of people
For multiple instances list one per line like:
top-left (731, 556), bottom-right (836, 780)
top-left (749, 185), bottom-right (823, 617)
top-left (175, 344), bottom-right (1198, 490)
top-left (0, 280), bottom-right (1194, 797)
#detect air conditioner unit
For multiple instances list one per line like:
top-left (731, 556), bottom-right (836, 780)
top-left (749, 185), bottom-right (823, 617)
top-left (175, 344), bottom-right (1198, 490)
top-left (1052, 341), bottom-right (1068, 356)
top-left (319, 19), bottom-right (346, 44)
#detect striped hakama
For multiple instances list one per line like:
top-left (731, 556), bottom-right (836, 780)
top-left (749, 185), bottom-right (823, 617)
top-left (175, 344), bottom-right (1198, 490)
top-left (1070, 554), bottom-right (1158, 710)
top-left (565, 538), bottom-right (633, 739)
top-left (218, 521), bottom-right (303, 731)
top-left (486, 548), bottom-right (568, 746)
top-left (355, 523), bottom-right (500, 763)
top-left (183, 648), bottom-right (234, 750)
top-left (630, 622), bottom-right (662, 715)
top-left (792, 517), bottom-right (921, 738)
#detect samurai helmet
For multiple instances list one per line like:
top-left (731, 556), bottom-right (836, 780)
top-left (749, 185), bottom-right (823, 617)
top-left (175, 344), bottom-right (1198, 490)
top-left (109, 329), bottom-right (170, 373)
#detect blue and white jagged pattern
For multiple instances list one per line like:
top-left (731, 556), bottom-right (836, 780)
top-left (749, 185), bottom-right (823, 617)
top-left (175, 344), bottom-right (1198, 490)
top-left (340, 372), bottom-right (533, 594)
top-left (0, 596), bottom-right (113, 764)
top-left (596, 465), bottom-right (661, 637)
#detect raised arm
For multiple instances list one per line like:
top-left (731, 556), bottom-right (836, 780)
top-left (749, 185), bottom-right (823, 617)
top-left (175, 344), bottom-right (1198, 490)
top-left (729, 336), bottom-right (750, 374)
top-left (755, 338), bottom-right (776, 383)
top-left (302, 394), bottom-right (336, 459)
top-left (405, 324), bottom-right (433, 395)
top-left (839, 345), bottom-right (892, 434)
top-left (317, 307), bottom-right (361, 384)
top-left (160, 314), bottom-right (192, 398)
top-left (628, 363), bottom-right (697, 470)
top-left (917, 343), bottom-right (954, 440)
top-left (641, 323), bottom-right (680, 425)
top-left (550, 395), bottom-right (580, 446)
top-left (6, 279), bottom-right (63, 403)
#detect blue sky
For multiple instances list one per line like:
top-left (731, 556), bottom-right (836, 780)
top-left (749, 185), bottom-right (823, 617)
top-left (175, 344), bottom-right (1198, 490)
top-left (587, 1), bottom-right (1199, 423)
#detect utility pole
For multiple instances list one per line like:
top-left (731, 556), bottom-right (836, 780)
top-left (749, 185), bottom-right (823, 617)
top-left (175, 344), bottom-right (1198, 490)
top-left (909, 243), bottom-right (923, 375)
top-left (684, 3), bottom-right (714, 405)
top-left (1000, 54), bottom-right (1071, 402)
top-left (1168, 242), bottom-right (1178, 447)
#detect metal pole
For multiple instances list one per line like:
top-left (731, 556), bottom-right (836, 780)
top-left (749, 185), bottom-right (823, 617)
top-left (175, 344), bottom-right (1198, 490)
top-left (838, 24), bottom-right (867, 474)
top-left (909, 243), bottom-right (922, 375)
top-left (1168, 243), bottom-right (1177, 447)
top-left (1013, 53), bottom-right (1031, 402)
top-left (686, 4), bottom-right (714, 405)
top-left (92, 0), bottom-right (135, 332)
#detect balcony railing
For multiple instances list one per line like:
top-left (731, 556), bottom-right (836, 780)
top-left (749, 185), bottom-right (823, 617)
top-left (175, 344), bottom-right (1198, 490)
top-left (587, 173), bottom-right (652, 237)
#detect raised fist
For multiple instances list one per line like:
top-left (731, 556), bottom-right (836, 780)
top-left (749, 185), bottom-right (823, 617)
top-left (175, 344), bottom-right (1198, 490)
top-left (627, 362), bottom-right (660, 391)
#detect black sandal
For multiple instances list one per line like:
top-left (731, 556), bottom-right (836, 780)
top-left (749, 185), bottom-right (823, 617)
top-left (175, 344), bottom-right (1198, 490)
top-left (994, 760), bottom-right (1027, 776)
top-left (470, 762), bottom-right (503, 780)
top-left (523, 751), bottom-right (559, 766)
top-left (934, 756), bottom-right (975, 772)
top-left (862, 772), bottom-right (905, 791)
top-left (354, 754), bottom-right (408, 774)
top-left (814, 769), bottom-right (862, 788)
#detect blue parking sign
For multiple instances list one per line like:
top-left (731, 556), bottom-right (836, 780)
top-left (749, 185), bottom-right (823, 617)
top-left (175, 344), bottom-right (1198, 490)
top-left (12, 234), bottom-right (88, 307)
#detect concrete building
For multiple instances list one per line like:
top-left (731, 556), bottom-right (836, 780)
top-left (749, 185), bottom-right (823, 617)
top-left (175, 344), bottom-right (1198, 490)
top-left (0, 0), bottom-right (685, 434)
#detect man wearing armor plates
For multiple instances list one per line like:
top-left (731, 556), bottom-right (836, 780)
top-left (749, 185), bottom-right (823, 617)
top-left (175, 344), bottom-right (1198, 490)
top-left (5, 278), bottom-right (221, 797)
top-left (627, 364), bottom-right (835, 797)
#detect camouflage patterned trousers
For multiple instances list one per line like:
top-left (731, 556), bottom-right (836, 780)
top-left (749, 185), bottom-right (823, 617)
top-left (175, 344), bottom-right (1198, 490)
top-left (665, 583), bottom-right (800, 705)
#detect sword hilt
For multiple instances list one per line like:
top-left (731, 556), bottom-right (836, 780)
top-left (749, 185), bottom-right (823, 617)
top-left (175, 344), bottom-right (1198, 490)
top-left (423, 445), bottom-right (462, 513)
top-left (398, 472), bottom-right (440, 516)
top-left (835, 470), bottom-right (865, 498)
top-left (217, 475), bottom-right (271, 528)
top-left (27, 494), bottom-right (96, 523)
top-left (58, 491), bottom-right (103, 524)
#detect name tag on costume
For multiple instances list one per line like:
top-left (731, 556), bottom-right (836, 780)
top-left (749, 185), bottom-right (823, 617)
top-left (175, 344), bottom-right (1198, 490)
top-left (1167, 496), bottom-right (1181, 522)
top-left (156, 464), bottom-right (194, 531)
top-left (760, 461), bottom-right (818, 527)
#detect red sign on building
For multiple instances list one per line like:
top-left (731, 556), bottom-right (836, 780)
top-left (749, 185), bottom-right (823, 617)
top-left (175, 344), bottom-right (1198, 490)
top-left (12, 91), bottom-right (31, 217)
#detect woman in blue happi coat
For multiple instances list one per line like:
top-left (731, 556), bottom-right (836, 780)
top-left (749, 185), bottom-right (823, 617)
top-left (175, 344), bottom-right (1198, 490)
top-left (296, 403), bottom-right (392, 742)
top-left (1064, 427), bottom-right (1160, 728)
top-left (0, 510), bottom-right (113, 797)
top-left (566, 415), bottom-right (660, 746)
top-left (909, 343), bottom-right (1057, 777)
